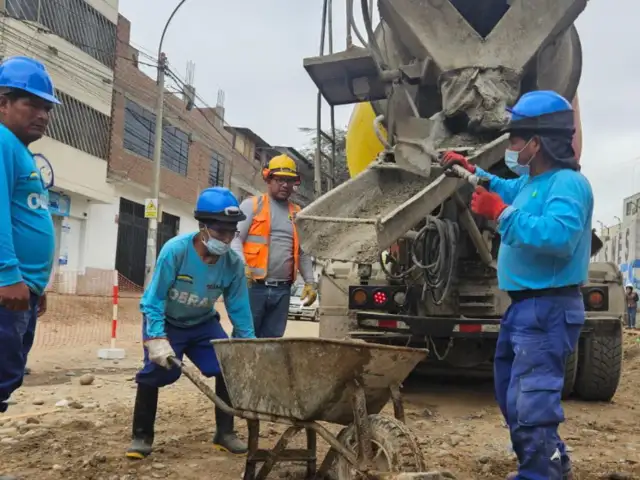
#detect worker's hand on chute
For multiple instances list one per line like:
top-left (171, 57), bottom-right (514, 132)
top-left (441, 151), bottom-right (476, 174)
top-left (301, 283), bottom-right (318, 307)
top-left (470, 187), bottom-right (507, 221)
top-left (145, 338), bottom-right (176, 369)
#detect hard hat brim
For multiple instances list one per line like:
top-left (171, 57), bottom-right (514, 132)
top-left (23, 86), bottom-right (61, 105)
top-left (194, 211), bottom-right (246, 223)
top-left (270, 171), bottom-right (299, 178)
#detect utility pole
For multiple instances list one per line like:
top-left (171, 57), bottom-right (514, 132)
top-left (144, 52), bottom-right (167, 287)
top-left (142, 0), bottom-right (191, 287)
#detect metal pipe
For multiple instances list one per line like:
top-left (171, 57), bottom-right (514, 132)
top-left (328, 0), bottom-right (336, 190)
top-left (314, 0), bottom-right (329, 198)
top-left (144, 0), bottom-right (191, 287)
top-left (453, 193), bottom-right (494, 267)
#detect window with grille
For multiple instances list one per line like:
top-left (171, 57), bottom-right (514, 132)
top-left (123, 99), bottom-right (190, 176)
top-left (209, 151), bottom-right (225, 187)
top-left (6, 0), bottom-right (117, 68)
top-left (47, 89), bottom-right (110, 159)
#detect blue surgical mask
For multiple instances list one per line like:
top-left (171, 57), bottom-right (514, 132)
top-left (504, 139), bottom-right (533, 176)
top-left (203, 232), bottom-right (230, 256)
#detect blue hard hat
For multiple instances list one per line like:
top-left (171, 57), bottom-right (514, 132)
top-left (0, 56), bottom-right (60, 104)
top-left (194, 187), bottom-right (246, 224)
top-left (507, 90), bottom-right (572, 121)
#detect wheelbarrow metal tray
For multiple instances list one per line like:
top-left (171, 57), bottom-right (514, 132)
top-left (212, 338), bottom-right (427, 425)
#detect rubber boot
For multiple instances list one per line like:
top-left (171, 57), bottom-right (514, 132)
top-left (212, 375), bottom-right (247, 455)
top-left (126, 383), bottom-right (158, 459)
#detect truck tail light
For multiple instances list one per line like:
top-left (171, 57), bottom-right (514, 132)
top-left (351, 288), bottom-right (368, 307)
top-left (586, 289), bottom-right (604, 309)
top-left (373, 290), bottom-right (388, 305)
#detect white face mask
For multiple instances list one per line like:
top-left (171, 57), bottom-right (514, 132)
top-left (504, 139), bottom-right (534, 176)
top-left (202, 229), bottom-right (230, 256)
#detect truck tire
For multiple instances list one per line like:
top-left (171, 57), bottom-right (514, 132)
top-left (574, 324), bottom-right (623, 402)
top-left (335, 414), bottom-right (426, 478)
top-left (562, 347), bottom-right (578, 399)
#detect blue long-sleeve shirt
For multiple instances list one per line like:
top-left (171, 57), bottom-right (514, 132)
top-left (0, 124), bottom-right (54, 295)
top-left (475, 167), bottom-right (593, 291)
top-left (140, 233), bottom-right (256, 339)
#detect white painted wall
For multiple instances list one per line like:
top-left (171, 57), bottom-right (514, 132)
top-left (83, 201), bottom-right (119, 271)
top-left (31, 137), bottom-right (115, 203)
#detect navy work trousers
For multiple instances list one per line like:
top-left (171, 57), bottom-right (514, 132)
top-left (136, 315), bottom-right (228, 387)
top-left (0, 293), bottom-right (39, 412)
top-left (494, 292), bottom-right (584, 480)
top-left (249, 283), bottom-right (290, 338)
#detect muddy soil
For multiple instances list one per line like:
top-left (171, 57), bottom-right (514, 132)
top-left (2, 308), bottom-right (640, 479)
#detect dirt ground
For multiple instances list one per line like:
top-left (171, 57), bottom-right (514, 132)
top-left (2, 296), bottom-right (640, 479)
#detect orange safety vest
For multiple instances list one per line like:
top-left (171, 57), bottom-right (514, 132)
top-left (243, 194), bottom-right (301, 280)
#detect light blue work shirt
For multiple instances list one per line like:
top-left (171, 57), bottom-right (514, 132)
top-left (475, 167), bottom-right (593, 292)
top-left (140, 232), bottom-right (256, 339)
top-left (0, 124), bottom-right (54, 295)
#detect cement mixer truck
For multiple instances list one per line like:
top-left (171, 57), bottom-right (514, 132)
top-left (299, 0), bottom-right (625, 401)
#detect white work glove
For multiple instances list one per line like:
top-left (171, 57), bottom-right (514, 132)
top-left (145, 338), bottom-right (175, 369)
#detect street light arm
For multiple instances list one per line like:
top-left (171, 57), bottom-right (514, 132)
top-left (158, 0), bottom-right (191, 59)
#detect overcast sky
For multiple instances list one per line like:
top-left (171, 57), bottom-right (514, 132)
top-left (118, 0), bottom-right (638, 226)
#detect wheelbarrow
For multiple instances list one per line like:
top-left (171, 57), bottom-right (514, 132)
top-left (170, 337), bottom-right (428, 479)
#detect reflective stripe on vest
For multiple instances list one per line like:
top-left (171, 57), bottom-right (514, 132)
top-left (243, 194), bottom-right (301, 280)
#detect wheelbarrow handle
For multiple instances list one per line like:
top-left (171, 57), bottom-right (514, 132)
top-left (167, 356), bottom-right (235, 416)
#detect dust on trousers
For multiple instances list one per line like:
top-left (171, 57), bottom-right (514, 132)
top-left (494, 291), bottom-right (584, 480)
top-left (0, 294), bottom-right (39, 413)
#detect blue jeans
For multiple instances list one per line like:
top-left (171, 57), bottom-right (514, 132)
top-left (249, 283), bottom-right (290, 338)
top-left (136, 314), bottom-right (228, 388)
top-left (627, 307), bottom-right (637, 328)
top-left (494, 293), bottom-right (584, 480)
top-left (0, 293), bottom-right (39, 412)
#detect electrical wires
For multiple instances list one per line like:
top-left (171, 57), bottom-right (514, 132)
top-left (379, 214), bottom-right (459, 305)
top-left (411, 216), bottom-right (459, 305)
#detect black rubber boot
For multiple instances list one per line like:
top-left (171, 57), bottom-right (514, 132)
top-left (126, 383), bottom-right (158, 459)
top-left (212, 375), bottom-right (247, 455)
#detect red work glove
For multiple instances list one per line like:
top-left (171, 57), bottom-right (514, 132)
top-left (441, 151), bottom-right (476, 174)
top-left (471, 187), bottom-right (507, 221)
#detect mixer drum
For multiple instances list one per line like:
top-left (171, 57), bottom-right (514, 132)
top-left (371, 0), bottom-right (583, 129)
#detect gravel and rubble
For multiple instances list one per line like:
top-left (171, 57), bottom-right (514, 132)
top-left (2, 311), bottom-right (640, 479)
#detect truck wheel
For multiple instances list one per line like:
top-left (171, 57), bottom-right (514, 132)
top-left (574, 324), bottom-right (623, 402)
top-left (562, 347), bottom-right (578, 399)
top-left (335, 414), bottom-right (426, 478)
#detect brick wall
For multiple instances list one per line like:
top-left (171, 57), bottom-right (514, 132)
top-left (109, 14), bottom-right (239, 204)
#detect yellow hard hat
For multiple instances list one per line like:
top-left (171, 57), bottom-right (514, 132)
top-left (263, 154), bottom-right (299, 180)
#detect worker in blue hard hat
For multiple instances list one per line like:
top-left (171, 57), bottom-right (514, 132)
top-left (442, 90), bottom-right (592, 480)
top-left (0, 56), bottom-right (59, 427)
top-left (126, 187), bottom-right (256, 460)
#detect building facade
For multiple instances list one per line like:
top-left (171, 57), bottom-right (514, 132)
top-left (0, 0), bottom-right (120, 292)
top-left (107, 14), bottom-right (249, 286)
top-left (594, 192), bottom-right (640, 288)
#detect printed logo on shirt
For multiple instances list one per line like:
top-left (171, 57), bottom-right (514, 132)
top-left (28, 171), bottom-right (40, 181)
top-left (176, 274), bottom-right (193, 283)
top-left (168, 288), bottom-right (209, 307)
top-left (207, 283), bottom-right (223, 290)
top-left (531, 190), bottom-right (538, 198)
top-left (27, 192), bottom-right (49, 211)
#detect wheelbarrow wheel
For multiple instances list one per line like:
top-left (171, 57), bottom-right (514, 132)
top-left (335, 414), bottom-right (426, 478)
